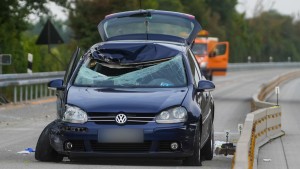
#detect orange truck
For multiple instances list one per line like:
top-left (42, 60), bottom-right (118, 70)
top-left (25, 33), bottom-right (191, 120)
top-left (192, 30), bottom-right (229, 80)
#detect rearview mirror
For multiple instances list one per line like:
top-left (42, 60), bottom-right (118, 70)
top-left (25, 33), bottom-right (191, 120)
top-left (197, 80), bottom-right (215, 92)
top-left (48, 79), bottom-right (64, 90)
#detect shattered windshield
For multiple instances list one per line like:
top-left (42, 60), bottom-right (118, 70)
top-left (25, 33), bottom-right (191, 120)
top-left (74, 55), bottom-right (187, 88)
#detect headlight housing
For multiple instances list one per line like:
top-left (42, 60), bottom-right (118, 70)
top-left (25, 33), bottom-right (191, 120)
top-left (62, 105), bottom-right (88, 124)
top-left (200, 62), bottom-right (207, 68)
top-left (156, 107), bottom-right (187, 123)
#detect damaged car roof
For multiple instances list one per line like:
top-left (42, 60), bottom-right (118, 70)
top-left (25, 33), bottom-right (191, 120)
top-left (90, 9), bottom-right (202, 64)
top-left (88, 41), bottom-right (186, 64)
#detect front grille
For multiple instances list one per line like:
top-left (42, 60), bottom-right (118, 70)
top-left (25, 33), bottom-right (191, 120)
top-left (87, 113), bottom-right (155, 125)
top-left (90, 141), bottom-right (151, 152)
top-left (63, 140), bottom-right (180, 152)
top-left (159, 141), bottom-right (172, 151)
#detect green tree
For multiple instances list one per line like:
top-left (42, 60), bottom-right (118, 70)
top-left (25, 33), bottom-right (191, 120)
top-left (0, 0), bottom-right (67, 73)
top-left (246, 10), bottom-right (300, 62)
top-left (157, 0), bottom-right (183, 12)
top-left (68, 0), bottom-right (158, 50)
top-left (204, 0), bottom-right (238, 25)
top-left (67, 0), bottom-right (300, 63)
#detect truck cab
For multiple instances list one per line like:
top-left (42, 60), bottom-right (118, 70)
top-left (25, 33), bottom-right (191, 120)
top-left (192, 30), bottom-right (229, 80)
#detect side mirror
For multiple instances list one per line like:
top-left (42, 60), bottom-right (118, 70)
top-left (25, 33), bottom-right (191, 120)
top-left (197, 80), bottom-right (215, 92)
top-left (48, 79), bottom-right (65, 91)
top-left (209, 51), bottom-right (216, 57)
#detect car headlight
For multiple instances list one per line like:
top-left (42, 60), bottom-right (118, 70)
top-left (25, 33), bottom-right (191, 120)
top-left (200, 62), bottom-right (207, 68)
top-left (62, 105), bottom-right (88, 124)
top-left (156, 107), bottom-right (187, 123)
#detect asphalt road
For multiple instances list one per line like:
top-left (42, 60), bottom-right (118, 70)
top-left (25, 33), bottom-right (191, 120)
top-left (0, 68), bottom-right (297, 169)
top-left (258, 77), bottom-right (300, 169)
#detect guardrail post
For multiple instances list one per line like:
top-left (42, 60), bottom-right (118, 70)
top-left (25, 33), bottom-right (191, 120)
top-left (14, 86), bottom-right (17, 103)
top-left (30, 85), bottom-right (33, 100)
top-left (35, 84), bottom-right (38, 99)
top-left (44, 83), bottom-right (47, 97)
top-left (40, 84), bottom-right (43, 98)
top-left (20, 86), bottom-right (23, 102)
top-left (25, 85), bottom-right (28, 102)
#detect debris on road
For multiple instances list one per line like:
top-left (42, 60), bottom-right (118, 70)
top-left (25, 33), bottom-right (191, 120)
top-left (215, 140), bottom-right (226, 148)
top-left (17, 148), bottom-right (35, 154)
top-left (215, 131), bottom-right (236, 156)
top-left (263, 158), bottom-right (272, 162)
top-left (17, 150), bottom-right (30, 154)
top-left (215, 142), bottom-right (236, 155)
top-left (25, 148), bottom-right (35, 152)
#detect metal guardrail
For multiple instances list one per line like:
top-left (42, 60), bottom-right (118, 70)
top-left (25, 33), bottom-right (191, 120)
top-left (0, 71), bottom-right (64, 103)
top-left (0, 71), bottom-right (64, 87)
top-left (233, 70), bottom-right (300, 169)
top-left (0, 62), bottom-right (299, 104)
top-left (228, 62), bottom-right (300, 71)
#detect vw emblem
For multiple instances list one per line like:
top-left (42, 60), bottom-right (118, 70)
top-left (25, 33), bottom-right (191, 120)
top-left (115, 114), bottom-right (127, 124)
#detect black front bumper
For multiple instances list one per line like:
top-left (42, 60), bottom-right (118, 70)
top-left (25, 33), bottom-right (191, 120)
top-left (68, 151), bottom-right (193, 159)
top-left (49, 120), bottom-right (197, 159)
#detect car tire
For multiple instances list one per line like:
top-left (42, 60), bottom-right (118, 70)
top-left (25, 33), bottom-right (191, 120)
top-left (182, 123), bottom-right (202, 166)
top-left (35, 121), bottom-right (63, 162)
top-left (202, 121), bottom-right (214, 160)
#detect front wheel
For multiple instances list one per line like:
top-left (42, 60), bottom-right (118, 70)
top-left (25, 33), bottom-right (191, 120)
top-left (202, 122), bottom-right (214, 160)
top-left (182, 124), bottom-right (202, 166)
top-left (35, 122), bottom-right (63, 162)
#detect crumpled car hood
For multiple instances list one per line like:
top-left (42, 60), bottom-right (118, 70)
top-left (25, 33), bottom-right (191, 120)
top-left (67, 86), bottom-right (188, 113)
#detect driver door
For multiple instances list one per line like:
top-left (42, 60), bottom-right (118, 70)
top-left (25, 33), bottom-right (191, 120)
top-left (208, 42), bottom-right (229, 76)
top-left (56, 47), bottom-right (81, 118)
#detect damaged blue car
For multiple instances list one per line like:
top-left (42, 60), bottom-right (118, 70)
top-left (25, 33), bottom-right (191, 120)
top-left (35, 9), bottom-right (215, 166)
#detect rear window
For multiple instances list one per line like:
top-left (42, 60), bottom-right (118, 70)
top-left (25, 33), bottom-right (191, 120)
top-left (103, 14), bottom-right (194, 40)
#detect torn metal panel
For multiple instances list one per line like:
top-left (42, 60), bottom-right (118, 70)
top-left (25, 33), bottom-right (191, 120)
top-left (91, 43), bottom-right (181, 64)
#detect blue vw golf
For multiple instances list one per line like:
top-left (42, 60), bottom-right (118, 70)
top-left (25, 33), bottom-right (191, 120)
top-left (35, 9), bottom-right (215, 166)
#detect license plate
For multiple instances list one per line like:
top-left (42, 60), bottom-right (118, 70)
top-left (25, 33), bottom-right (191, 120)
top-left (98, 128), bottom-right (144, 143)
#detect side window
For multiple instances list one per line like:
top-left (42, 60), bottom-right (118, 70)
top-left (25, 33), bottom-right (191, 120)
top-left (63, 47), bottom-right (81, 86)
top-left (189, 50), bottom-right (203, 78)
top-left (216, 44), bottom-right (226, 55)
top-left (187, 49), bottom-right (201, 85)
